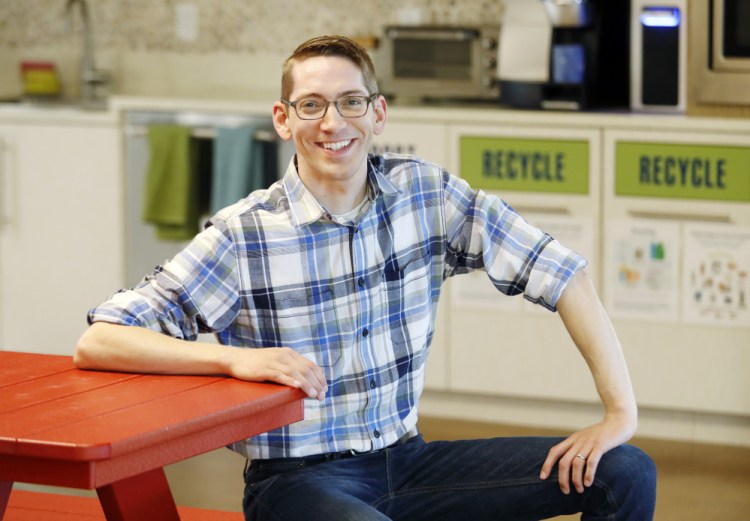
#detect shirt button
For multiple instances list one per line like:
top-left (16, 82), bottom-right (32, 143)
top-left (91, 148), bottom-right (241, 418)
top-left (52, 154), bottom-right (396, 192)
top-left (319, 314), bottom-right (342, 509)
top-left (358, 278), bottom-right (365, 287)
top-left (374, 430), bottom-right (381, 438)
top-left (362, 328), bottom-right (369, 337)
top-left (369, 379), bottom-right (377, 389)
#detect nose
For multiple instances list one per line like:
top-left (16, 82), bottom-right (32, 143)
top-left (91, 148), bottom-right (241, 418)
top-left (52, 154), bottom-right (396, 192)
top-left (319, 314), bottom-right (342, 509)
top-left (319, 101), bottom-right (347, 131)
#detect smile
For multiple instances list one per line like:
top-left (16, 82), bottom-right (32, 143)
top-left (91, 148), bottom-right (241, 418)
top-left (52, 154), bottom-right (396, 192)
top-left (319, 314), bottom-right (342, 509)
top-left (320, 139), bottom-right (352, 151)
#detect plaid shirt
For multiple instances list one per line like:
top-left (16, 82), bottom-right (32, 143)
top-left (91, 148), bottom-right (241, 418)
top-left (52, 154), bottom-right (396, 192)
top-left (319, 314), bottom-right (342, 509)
top-left (89, 153), bottom-right (586, 459)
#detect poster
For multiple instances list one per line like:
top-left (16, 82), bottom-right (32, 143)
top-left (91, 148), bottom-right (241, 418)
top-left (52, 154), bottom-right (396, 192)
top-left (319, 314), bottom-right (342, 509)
top-left (682, 223), bottom-right (750, 327)
top-left (604, 219), bottom-right (681, 321)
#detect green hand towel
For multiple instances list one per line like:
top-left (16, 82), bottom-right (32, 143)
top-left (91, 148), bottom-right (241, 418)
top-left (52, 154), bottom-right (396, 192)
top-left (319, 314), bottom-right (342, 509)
top-left (142, 125), bottom-right (199, 241)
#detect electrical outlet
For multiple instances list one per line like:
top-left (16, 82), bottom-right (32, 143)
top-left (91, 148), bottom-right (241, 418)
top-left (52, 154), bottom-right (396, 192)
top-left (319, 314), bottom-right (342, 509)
top-left (175, 3), bottom-right (199, 42)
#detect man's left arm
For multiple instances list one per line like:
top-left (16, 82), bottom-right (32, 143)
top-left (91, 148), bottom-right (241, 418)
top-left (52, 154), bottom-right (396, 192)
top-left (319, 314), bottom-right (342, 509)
top-left (538, 267), bottom-right (638, 495)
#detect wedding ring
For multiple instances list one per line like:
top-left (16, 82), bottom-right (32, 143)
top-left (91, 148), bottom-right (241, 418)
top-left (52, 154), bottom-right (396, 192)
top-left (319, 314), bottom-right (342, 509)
top-left (576, 453), bottom-right (587, 461)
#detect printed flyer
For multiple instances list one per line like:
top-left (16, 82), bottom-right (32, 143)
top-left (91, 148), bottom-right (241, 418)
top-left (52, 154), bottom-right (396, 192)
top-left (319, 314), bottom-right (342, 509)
top-left (604, 219), bottom-right (681, 321)
top-left (682, 223), bottom-right (750, 327)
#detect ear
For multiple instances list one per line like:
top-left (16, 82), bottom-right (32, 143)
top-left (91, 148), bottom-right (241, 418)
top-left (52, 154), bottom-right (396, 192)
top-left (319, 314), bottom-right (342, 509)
top-left (373, 95), bottom-right (387, 136)
top-left (272, 102), bottom-right (293, 141)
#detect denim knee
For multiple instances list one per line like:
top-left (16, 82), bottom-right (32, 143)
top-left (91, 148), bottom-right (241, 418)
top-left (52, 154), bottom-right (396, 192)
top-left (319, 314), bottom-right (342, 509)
top-left (593, 444), bottom-right (657, 519)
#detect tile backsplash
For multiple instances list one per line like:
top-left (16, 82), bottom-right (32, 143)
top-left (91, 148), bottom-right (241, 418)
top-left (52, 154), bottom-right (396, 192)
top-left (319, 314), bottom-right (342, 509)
top-left (1, 1), bottom-right (504, 52)
top-left (0, 0), bottom-right (504, 99)
top-left (0, 0), bottom-right (504, 98)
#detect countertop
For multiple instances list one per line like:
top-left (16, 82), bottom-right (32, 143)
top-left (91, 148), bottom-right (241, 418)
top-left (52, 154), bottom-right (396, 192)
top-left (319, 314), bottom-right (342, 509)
top-left (2, 95), bottom-right (750, 134)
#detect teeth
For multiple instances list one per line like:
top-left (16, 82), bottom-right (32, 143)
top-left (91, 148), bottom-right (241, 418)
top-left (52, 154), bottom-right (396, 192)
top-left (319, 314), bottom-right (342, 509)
top-left (322, 140), bottom-right (351, 151)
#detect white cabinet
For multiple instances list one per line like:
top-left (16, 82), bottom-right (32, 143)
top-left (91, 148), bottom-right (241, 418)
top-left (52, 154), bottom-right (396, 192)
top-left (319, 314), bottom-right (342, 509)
top-left (601, 128), bottom-right (750, 416)
top-left (0, 116), bottom-right (123, 354)
top-left (445, 123), bottom-right (603, 404)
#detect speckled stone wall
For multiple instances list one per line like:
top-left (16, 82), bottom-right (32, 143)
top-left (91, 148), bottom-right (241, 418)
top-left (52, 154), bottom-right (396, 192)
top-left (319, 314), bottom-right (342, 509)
top-left (0, 0), bottom-right (505, 53)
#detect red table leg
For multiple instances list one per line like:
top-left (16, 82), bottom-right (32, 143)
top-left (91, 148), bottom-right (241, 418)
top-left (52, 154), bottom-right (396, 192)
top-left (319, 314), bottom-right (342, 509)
top-left (0, 481), bottom-right (12, 520)
top-left (97, 467), bottom-right (180, 521)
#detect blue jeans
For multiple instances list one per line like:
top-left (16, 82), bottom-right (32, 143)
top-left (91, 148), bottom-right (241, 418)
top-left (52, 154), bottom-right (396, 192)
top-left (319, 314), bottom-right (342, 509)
top-left (243, 435), bottom-right (656, 521)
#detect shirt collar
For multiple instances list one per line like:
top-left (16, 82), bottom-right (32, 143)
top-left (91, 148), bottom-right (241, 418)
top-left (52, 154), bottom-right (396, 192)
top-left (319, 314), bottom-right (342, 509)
top-left (282, 154), bottom-right (401, 228)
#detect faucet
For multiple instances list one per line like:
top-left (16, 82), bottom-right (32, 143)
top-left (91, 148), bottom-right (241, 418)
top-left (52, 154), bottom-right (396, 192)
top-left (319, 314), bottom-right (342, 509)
top-left (65, 0), bottom-right (110, 107)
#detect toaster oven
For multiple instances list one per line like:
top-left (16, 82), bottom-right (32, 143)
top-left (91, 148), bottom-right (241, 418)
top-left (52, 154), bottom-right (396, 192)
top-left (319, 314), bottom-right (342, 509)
top-left (378, 25), bottom-right (501, 102)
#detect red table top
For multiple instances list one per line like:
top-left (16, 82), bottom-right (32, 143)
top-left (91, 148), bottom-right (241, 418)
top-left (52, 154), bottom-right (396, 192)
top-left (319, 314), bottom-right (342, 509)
top-left (0, 351), bottom-right (304, 489)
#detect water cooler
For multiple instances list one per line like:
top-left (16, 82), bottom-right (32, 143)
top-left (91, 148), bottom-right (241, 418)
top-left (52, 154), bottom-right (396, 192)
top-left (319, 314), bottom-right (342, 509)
top-left (630, 0), bottom-right (687, 112)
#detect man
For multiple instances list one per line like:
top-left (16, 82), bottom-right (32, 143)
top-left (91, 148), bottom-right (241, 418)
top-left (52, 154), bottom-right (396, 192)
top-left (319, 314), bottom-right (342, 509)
top-left (77, 35), bottom-right (656, 520)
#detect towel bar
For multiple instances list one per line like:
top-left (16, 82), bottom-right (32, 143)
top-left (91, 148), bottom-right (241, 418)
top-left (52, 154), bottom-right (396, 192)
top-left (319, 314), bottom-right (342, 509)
top-left (124, 124), bottom-right (277, 142)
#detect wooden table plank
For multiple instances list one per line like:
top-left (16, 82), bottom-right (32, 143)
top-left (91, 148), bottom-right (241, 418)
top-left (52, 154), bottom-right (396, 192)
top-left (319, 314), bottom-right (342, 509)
top-left (17, 379), bottom-right (301, 460)
top-left (0, 353), bottom-right (72, 389)
top-left (0, 375), bottom-right (218, 460)
top-left (0, 368), bottom-right (138, 414)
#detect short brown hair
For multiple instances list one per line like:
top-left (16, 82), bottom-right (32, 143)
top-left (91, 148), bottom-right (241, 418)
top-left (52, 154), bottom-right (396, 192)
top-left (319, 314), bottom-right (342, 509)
top-left (281, 35), bottom-right (378, 100)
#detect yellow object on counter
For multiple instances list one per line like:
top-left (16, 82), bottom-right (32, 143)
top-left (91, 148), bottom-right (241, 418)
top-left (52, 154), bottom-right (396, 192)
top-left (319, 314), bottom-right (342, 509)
top-left (20, 61), bottom-right (61, 97)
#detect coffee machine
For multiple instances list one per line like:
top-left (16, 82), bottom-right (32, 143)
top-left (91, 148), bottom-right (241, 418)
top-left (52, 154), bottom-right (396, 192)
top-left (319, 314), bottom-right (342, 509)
top-left (498, 0), bottom-right (631, 110)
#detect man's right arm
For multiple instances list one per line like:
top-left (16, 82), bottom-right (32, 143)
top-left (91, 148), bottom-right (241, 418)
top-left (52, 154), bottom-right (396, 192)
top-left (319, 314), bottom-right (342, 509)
top-left (75, 322), bottom-right (328, 400)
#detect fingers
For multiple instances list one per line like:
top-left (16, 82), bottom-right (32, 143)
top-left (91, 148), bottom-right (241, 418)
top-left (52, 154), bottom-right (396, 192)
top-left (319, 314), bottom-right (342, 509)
top-left (540, 438), bottom-right (597, 495)
top-left (270, 348), bottom-right (328, 400)
top-left (233, 347), bottom-right (328, 400)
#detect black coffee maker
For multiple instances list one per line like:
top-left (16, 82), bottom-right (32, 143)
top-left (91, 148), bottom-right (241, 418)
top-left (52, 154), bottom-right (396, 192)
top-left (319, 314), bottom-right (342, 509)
top-left (499, 0), bottom-right (631, 110)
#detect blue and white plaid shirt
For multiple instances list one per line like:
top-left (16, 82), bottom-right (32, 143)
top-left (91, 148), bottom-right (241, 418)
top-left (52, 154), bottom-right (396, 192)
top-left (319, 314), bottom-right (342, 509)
top-left (89, 153), bottom-right (586, 459)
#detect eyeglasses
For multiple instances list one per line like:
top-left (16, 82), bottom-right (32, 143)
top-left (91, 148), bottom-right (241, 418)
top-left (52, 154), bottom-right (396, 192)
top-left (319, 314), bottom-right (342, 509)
top-left (281, 94), bottom-right (378, 120)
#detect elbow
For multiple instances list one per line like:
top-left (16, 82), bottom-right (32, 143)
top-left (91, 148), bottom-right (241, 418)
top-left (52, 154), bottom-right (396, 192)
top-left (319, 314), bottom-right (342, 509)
top-left (74, 322), bottom-right (107, 369)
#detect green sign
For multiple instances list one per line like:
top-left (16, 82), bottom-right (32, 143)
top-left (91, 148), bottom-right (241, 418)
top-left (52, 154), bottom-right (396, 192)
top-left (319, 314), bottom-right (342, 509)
top-left (459, 136), bottom-right (589, 194)
top-left (615, 141), bottom-right (750, 202)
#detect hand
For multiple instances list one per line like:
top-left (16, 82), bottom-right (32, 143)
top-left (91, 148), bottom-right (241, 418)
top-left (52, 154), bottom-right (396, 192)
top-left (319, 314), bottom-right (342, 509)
top-left (225, 347), bottom-right (328, 400)
top-left (539, 411), bottom-right (636, 495)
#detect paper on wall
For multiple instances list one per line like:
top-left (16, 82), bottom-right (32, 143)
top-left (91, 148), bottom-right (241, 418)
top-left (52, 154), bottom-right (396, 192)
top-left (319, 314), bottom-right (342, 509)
top-left (604, 219), bottom-right (681, 322)
top-left (682, 223), bottom-right (750, 328)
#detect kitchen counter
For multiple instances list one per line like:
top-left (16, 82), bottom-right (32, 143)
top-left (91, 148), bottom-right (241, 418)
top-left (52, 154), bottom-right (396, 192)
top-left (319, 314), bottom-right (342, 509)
top-left (3, 94), bottom-right (749, 135)
top-left (0, 100), bottom-right (117, 125)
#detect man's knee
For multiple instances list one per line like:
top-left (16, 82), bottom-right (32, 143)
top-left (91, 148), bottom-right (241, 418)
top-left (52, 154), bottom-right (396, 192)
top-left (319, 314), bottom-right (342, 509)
top-left (596, 444), bottom-right (657, 517)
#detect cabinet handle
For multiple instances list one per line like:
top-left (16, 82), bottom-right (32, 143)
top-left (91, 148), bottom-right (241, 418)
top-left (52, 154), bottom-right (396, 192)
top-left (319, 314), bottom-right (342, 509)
top-left (0, 139), bottom-right (13, 227)
top-left (627, 210), bottom-right (731, 223)
top-left (511, 206), bottom-right (570, 215)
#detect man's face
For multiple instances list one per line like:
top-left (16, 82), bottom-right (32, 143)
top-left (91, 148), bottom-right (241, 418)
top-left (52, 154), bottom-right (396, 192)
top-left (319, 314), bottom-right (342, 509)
top-left (273, 56), bottom-right (386, 188)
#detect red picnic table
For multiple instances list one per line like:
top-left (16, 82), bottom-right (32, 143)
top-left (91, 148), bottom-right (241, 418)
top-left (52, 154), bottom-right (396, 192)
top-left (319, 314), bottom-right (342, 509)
top-left (0, 350), bottom-right (304, 520)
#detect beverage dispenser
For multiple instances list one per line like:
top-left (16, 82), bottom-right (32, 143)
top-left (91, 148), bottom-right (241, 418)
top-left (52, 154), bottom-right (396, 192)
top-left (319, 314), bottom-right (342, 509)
top-left (498, 0), bottom-right (631, 110)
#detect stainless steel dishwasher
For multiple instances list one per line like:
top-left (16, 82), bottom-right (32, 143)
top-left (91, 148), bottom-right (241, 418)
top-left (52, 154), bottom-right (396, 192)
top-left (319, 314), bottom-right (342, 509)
top-left (123, 110), bottom-right (293, 288)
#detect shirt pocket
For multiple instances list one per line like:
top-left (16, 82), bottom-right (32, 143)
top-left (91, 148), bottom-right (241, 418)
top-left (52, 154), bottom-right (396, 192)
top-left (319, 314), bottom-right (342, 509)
top-left (256, 287), bottom-right (342, 368)
top-left (383, 250), bottom-right (433, 363)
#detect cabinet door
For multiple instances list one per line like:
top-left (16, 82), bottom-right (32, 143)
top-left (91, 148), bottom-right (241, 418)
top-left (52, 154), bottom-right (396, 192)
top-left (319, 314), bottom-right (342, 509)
top-left (0, 121), bottom-right (123, 354)
top-left (371, 120), bottom-right (450, 391)
top-left (602, 128), bottom-right (750, 416)
top-left (446, 123), bottom-right (603, 403)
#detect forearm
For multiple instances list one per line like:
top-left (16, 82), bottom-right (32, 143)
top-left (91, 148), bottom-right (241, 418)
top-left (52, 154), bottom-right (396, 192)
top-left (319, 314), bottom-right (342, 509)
top-left (556, 269), bottom-right (637, 424)
top-left (75, 322), bottom-right (232, 376)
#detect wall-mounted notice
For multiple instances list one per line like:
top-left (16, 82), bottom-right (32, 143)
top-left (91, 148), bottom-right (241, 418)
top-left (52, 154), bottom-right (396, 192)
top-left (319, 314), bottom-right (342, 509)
top-left (604, 220), bottom-right (681, 321)
top-left (615, 141), bottom-right (750, 202)
top-left (682, 223), bottom-right (750, 327)
top-left (460, 136), bottom-right (589, 194)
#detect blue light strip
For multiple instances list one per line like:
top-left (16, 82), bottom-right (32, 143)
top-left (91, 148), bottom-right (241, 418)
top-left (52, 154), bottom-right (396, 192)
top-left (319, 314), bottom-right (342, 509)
top-left (640, 7), bottom-right (681, 27)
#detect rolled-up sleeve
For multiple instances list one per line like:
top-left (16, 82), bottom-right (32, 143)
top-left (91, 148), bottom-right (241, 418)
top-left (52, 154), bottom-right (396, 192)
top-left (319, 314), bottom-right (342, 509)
top-left (443, 171), bottom-right (587, 311)
top-left (88, 223), bottom-right (241, 340)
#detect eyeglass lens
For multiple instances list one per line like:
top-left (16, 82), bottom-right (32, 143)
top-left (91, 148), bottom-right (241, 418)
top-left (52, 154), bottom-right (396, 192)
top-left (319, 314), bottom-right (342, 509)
top-left (293, 96), bottom-right (372, 119)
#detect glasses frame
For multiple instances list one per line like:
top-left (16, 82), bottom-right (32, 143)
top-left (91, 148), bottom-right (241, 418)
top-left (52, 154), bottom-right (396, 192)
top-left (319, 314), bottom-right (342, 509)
top-left (281, 93), bottom-right (379, 120)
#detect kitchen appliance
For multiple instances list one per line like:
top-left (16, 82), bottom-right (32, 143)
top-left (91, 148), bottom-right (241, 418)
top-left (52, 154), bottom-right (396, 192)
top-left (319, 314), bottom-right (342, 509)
top-left (378, 25), bottom-right (500, 103)
top-left (498, 0), bottom-right (630, 110)
top-left (630, 0), bottom-right (687, 112)
top-left (692, 0), bottom-right (750, 106)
